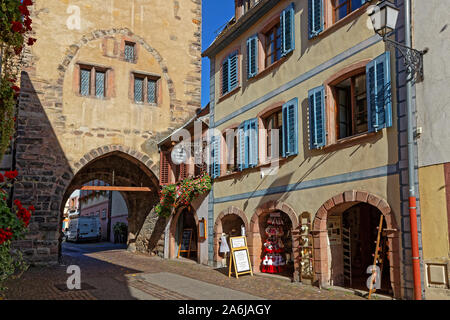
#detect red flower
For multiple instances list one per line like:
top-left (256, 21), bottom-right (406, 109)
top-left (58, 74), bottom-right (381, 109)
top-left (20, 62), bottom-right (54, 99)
top-left (5, 170), bottom-right (18, 180)
top-left (11, 85), bottom-right (20, 94)
top-left (28, 205), bottom-right (35, 212)
top-left (14, 45), bottom-right (23, 55)
top-left (0, 228), bottom-right (13, 245)
top-left (14, 199), bottom-right (22, 207)
top-left (0, 173), bottom-right (4, 183)
top-left (22, 0), bottom-right (33, 6)
top-left (18, 5), bottom-right (30, 16)
top-left (11, 21), bottom-right (23, 33)
top-left (27, 37), bottom-right (37, 46)
top-left (24, 16), bottom-right (32, 31)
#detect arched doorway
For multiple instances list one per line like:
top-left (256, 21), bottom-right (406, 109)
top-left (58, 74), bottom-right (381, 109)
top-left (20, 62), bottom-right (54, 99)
top-left (169, 206), bottom-right (199, 262)
top-left (60, 150), bottom-right (160, 256)
top-left (313, 191), bottom-right (401, 298)
top-left (250, 201), bottom-right (299, 279)
top-left (213, 207), bottom-right (249, 268)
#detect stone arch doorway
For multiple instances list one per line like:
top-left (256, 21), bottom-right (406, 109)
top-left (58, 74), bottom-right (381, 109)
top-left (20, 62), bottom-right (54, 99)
top-left (60, 149), bottom-right (160, 257)
top-left (312, 191), bottom-right (401, 298)
top-left (213, 206), bottom-right (249, 267)
top-left (250, 200), bottom-right (299, 277)
top-left (169, 206), bottom-right (200, 263)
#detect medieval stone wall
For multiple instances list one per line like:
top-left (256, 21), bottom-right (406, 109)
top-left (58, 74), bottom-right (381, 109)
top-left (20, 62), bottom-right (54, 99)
top-left (12, 0), bottom-right (202, 264)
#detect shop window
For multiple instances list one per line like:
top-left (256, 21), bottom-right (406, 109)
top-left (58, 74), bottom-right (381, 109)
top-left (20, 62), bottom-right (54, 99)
top-left (124, 42), bottom-right (136, 63)
top-left (333, 73), bottom-right (368, 139)
top-left (309, 52), bottom-right (392, 149)
top-left (332, 0), bottom-right (366, 23)
top-left (132, 73), bottom-right (160, 105)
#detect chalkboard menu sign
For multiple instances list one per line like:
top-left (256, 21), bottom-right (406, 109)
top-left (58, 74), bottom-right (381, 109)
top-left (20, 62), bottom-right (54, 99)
top-left (178, 228), bottom-right (193, 258)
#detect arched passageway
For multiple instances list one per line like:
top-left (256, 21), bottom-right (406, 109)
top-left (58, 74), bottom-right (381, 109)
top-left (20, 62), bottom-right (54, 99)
top-left (249, 200), bottom-right (299, 278)
top-left (60, 150), bottom-right (161, 256)
top-left (169, 206), bottom-right (200, 263)
top-left (312, 191), bottom-right (401, 298)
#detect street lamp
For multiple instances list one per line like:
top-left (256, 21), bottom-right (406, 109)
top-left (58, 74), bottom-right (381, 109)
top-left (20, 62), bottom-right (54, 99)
top-left (369, 0), bottom-right (427, 82)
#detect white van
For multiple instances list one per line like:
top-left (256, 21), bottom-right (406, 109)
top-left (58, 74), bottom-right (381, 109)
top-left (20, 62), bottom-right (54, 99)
top-left (67, 217), bottom-right (101, 242)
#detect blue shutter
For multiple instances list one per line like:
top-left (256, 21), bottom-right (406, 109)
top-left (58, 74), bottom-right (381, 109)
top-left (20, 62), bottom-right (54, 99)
top-left (282, 98), bottom-right (299, 157)
top-left (308, 0), bottom-right (324, 39)
top-left (366, 52), bottom-right (392, 132)
top-left (211, 135), bottom-right (221, 178)
top-left (308, 86), bottom-right (326, 149)
top-left (247, 35), bottom-right (258, 79)
top-left (222, 59), bottom-right (229, 95)
top-left (228, 52), bottom-right (239, 91)
top-left (238, 123), bottom-right (246, 171)
top-left (281, 3), bottom-right (295, 56)
top-left (248, 118), bottom-right (259, 167)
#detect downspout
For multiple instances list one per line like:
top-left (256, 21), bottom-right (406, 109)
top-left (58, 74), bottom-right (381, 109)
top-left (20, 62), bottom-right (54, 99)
top-left (404, 0), bottom-right (422, 300)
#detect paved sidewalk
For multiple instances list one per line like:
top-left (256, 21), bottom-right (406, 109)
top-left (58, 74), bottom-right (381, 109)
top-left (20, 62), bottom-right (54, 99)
top-left (3, 245), bottom-right (372, 300)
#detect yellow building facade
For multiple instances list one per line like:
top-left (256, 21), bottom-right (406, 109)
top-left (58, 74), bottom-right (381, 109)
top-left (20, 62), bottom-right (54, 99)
top-left (203, 0), bottom-right (417, 299)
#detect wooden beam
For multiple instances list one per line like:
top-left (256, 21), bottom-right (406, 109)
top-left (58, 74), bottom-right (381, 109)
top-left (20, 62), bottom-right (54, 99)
top-left (80, 186), bottom-right (152, 192)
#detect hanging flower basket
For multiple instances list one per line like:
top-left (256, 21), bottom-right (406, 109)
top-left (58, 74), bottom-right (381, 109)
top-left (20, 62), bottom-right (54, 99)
top-left (155, 172), bottom-right (211, 217)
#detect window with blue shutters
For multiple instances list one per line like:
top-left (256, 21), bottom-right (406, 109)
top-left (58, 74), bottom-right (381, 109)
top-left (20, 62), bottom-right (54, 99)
top-left (211, 135), bottom-right (221, 178)
top-left (247, 35), bottom-right (258, 78)
top-left (308, 0), bottom-right (324, 39)
top-left (366, 51), bottom-right (392, 132)
top-left (80, 68), bottom-right (91, 96)
top-left (248, 118), bottom-right (259, 167)
top-left (282, 98), bottom-right (299, 157)
top-left (222, 51), bottom-right (239, 95)
top-left (236, 119), bottom-right (259, 170)
top-left (308, 86), bottom-right (326, 149)
top-left (280, 3), bottom-right (295, 56)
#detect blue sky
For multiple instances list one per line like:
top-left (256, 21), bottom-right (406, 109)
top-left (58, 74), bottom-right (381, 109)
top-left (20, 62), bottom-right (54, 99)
top-left (201, 1), bottom-right (235, 107)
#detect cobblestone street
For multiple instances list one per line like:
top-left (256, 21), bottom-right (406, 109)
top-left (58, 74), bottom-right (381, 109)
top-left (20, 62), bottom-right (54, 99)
top-left (3, 242), bottom-right (381, 300)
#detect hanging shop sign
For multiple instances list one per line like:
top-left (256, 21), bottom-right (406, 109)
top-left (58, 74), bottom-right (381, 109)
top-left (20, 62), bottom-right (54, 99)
top-left (228, 236), bottom-right (253, 278)
top-left (327, 215), bottom-right (342, 245)
top-left (198, 218), bottom-right (207, 241)
top-left (178, 228), bottom-right (193, 258)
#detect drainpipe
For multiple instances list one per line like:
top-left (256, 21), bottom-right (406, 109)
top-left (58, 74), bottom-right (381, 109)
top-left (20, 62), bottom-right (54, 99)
top-left (404, 0), bottom-right (422, 300)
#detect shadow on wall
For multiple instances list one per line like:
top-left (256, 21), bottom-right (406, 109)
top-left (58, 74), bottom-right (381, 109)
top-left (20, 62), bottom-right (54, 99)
top-left (13, 71), bottom-right (164, 264)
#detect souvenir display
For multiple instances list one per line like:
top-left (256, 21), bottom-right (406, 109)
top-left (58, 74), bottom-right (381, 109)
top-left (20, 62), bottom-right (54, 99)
top-left (261, 213), bottom-right (286, 273)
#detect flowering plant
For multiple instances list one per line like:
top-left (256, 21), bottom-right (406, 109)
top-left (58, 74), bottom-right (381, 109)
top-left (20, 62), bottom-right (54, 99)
top-left (0, 0), bottom-right (36, 159)
top-left (0, 170), bottom-right (34, 294)
top-left (155, 172), bottom-right (212, 217)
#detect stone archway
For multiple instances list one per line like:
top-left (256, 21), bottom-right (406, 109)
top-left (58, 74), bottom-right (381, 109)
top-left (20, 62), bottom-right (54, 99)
top-left (249, 200), bottom-right (299, 273)
top-left (312, 190), bottom-right (401, 299)
top-left (169, 205), bottom-right (200, 263)
top-left (213, 206), bottom-right (249, 264)
top-left (61, 148), bottom-right (161, 256)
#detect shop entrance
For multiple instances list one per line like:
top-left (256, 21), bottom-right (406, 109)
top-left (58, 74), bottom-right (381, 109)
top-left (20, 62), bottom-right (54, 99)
top-left (260, 211), bottom-right (294, 278)
top-left (218, 214), bottom-right (245, 267)
top-left (174, 207), bottom-right (198, 262)
top-left (329, 203), bottom-right (392, 295)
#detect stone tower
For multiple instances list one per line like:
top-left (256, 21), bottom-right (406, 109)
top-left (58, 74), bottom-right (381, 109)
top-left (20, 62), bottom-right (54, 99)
top-left (13, 0), bottom-right (202, 264)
